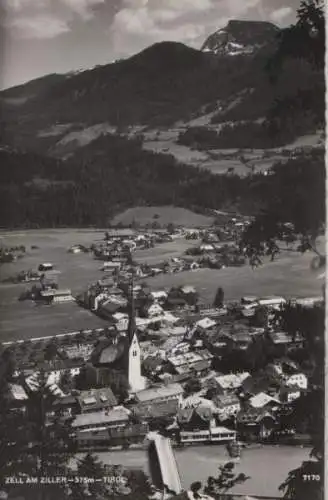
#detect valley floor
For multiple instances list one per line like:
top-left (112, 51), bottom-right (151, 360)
top-left (0, 230), bottom-right (324, 342)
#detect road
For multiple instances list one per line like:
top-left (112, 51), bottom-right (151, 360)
top-left (72, 444), bottom-right (310, 498)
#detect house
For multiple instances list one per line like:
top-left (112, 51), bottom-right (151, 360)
top-left (200, 244), bottom-right (215, 253)
top-left (101, 261), bottom-right (122, 272)
top-left (91, 292), bottom-right (110, 311)
top-left (248, 392), bottom-right (281, 410)
top-left (206, 335), bottom-right (230, 357)
top-left (167, 350), bottom-right (213, 377)
top-left (58, 343), bottom-right (94, 361)
top-left (142, 355), bottom-right (164, 376)
top-left (7, 384), bottom-right (28, 411)
top-left (237, 408), bottom-right (277, 440)
top-left (177, 406), bottom-right (216, 431)
top-left (98, 300), bottom-right (123, 318)
top-left (213, 394), bottom-right (241, 421)
top-left (143, 302), bottom-right (164, 318)
top-left (180, 285), bottom-right (197, 296)
top-left (230, 331), bottom-right (253, 351)
top-left (284, 373), bottom-right (308, 390)
top-left (265, 362), bottom-right (308, 390)
top-left (195, 317), bottom-right (217, 332)
top-left (279, 385), bottom-right (302, 403)
top-left (150, 291), bottom-right (168, 303)
top-left (179, 395), bottom-right (217, 412)
top-left (131, 399), bottom-right (179, 422)
top-left (166, 297), bottom-right (187, 310)
top-left (134, 383), bottom-right (184, 405)
top-left (72, 407), bottom-right (130, 431)
top-left (24, 374), bottom-right (66, 399)
top-left (40, 289), bottom-right (74, 303)
top-left (269, 331), bottom-right (306, 350)
top-left (53, 395), bottom-right (78, 419)
top-left (213, 372), bottom-right (251, 394)
top-left (139, 342), bottom-right (158, 359)
top-left (77, 388), bottom-right (118, 414)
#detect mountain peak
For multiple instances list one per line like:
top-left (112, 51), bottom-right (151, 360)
top-left (201, 19), bottom-right (279, 56)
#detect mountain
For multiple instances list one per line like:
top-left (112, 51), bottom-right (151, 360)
top-left (201, 20), bottom-right (280, 56)
top-left (1, 40), bottom-right (274, 152)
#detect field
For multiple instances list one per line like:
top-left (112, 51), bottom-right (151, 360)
top-left (111, 206), bottom-right (214, 227)
top-left (0, 230), bottom-right (324, 342)
top-left (144, 249), bottom-right (324, 305)
top-left (0, 230), bottom-right (110, 342)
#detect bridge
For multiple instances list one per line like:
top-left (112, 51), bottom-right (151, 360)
top-left (146, 432), bottom-right (182, 498)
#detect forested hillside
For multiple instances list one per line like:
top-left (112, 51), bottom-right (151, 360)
top-left (0, 136), bottom-right (324, 229)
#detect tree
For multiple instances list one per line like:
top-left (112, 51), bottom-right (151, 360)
top-left (69, 453), bottom-right (107, 499)
top-left (213, 287), bottom-right (224, 308)
top-left (0, 371), bottom-right (76, 500)
top-left (268, 0), bottom-right (324, 74)
top-left (273, 302), bottom-right (324, 385)
top-left (107, 370), bottom-right (129, 403)
top-left (242, 0), bottom-right (325, 267)
top-left (44, 339), bottom-right (59, 362)
top-left (58, 370), bottom-right (74, 393)
top-left (241, 152), bottom-right (325, 266)
top-left (184, 378), bottom-right (201, 396)
top-left (75, 363), bottom-right (98, 390)
top-left (278, 304), bottom-right (325, 499)
top-left (279, 457), bottom-right (323, 500)
top-left (203, 462), bottom-right (250, 496)
top-left (252, 305), bottom-right (268, 327)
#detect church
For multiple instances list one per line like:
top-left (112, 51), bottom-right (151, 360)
top-left (91, 280), bottom-right (146, 393)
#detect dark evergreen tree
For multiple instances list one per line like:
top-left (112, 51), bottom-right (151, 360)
top-left (213, 287), bottom-right (224, 308)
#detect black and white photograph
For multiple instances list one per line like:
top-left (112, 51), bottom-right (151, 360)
top-left (0, 1), bottom-right (325, 499)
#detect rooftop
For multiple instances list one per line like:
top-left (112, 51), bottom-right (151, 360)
top-left (249, 392), bottom-right (281, 409)
top-left (77, 387), bottom-right (117, 410)
top-left (135, 383), bottom-right (184, 403)
top-left (214, 394), bottom-right (240, 407)
top-left (40, 289), bottom-right (72, 297)
top-left (168, 349), bottom-right (213, 368)
top-left (72, 408), bottom-right (130, 428)
top-left (132, 399), bottom-right (179, 419)
top-left (8, 383), bottom-right (28, 401)
top-left (214, 372), bottom-right (251, 390)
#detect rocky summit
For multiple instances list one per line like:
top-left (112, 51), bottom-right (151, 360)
top-left (201, 20), bottom-right (280, 56)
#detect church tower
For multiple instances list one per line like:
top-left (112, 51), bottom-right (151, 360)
top-left (125, 277), bottom-right (145, 393)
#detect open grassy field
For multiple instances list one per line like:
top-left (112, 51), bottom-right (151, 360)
top-left (0, 230), bottom-right (109, 342)
top-left (111, 206), bottom-right (214, 227)
top-left (134, 238), bottom-right (200, 265)
top-left (0, 230), bottom-right (324, 342)
top-left (143, 246), bottom-right (324, 304)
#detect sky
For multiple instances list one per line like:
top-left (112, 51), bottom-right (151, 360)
top-left (1, 0), bottom-right (299, 90)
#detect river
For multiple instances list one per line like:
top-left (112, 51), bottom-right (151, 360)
top-left (72, 444), bottom-right (310, 497)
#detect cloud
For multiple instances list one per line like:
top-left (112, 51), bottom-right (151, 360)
top-left (10, 14), bottom-right (70, 39)
top-left (109, 0), bottom-right (265, 56)
top-left (2, 0), bottom-right (105, 39)
top-left (61, 0), bottom-right (106, 21)
top-left (269, 6), bottom-right (293, 24)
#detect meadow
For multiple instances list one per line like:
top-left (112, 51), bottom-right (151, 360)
top-left (0, 230), bottom-right (323, 342)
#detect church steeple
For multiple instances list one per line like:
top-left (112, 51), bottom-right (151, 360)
top-left (125, 274), bottom-right (144, 393)
top-left (127, 275), bottom-right (136, 346)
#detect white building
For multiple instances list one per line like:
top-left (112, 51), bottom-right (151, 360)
top-left (284, 373), bottom-right (308, 390)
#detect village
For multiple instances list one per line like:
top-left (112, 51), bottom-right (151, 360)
top-left (1, 222), bottom-right (322, 462)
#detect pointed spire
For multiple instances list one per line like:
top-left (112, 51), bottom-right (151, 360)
top-left (127, 274), bottom-right (136, 345)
